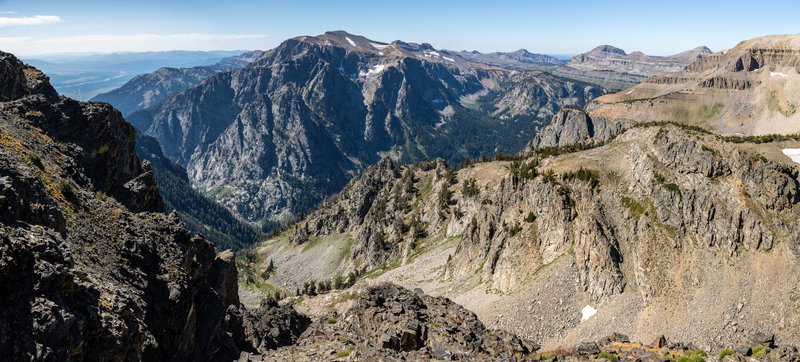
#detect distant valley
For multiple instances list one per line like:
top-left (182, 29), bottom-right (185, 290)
top-left (23, 50), bottom-right (247, 100)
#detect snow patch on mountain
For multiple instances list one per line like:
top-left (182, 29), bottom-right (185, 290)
top-left (359, 64), bottom-right (386, 77)
top-left (782, 148), bottom-right (800, 163)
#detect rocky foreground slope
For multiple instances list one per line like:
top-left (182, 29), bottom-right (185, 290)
top-left (589, 34), bottom-right (800, 135)
top-left (253, 102), bottom-right (800, 355)
top-left (0, 50), bottom-right (251, 359)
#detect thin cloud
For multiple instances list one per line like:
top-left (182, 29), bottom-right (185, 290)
top-left (0, 15), bottom-right (60, 27)
top-left (2, 33), bottom-right (272, 56)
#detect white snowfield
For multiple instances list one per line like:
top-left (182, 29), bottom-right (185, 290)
top-left (581, 305), bottom-right (597, 322)
top-left (371, 43), bottom-right (391, 50)
top-left (345, 37), bottom-right (357, 47)
top-left (782, 148), bottom-right (800, 163)
top-left (359, 64), bottom-right (386, 77)
top-left (771, 72), bottom-right (788, 78)
top-left (442, 56), bottom-right (455, 62)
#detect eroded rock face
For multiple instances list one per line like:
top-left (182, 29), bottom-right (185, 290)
top-left (0, 50), bottom-right (244, 361)
top-left (241, 298), bottom-right (311, 352)
top-left (521, 107), bottom-right (631, 152)
top-left (247, 283), bottom-right (537, 361)
top-left (270, 103), bottom-right (800, 309)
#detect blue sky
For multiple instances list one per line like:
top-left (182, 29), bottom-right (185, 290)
top-left (1, 0), bottom-right (798, 56)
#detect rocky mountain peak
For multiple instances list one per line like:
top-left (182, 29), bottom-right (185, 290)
top-left (590, 45), bottom-right (627, 56)
top-left (0, 51), bottom-right (58, 103)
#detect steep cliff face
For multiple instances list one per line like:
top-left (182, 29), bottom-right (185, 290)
top-left (0, 51), bottom-right (246, 361)
top-left (521, 107), bottom-right (632, 152)
top-left (128, 31), bottom-right (602, 225)
top-left (590, 34), bottom-right (800, 135)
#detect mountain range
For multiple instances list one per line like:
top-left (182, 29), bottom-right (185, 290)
top-left (3, 30), bottom-right (800, 361)
top-left (552, 44), bottom-right (713, 89)
top-left (590, 35), bottom-right (800, 135)
top-left (125, 30), bottom-right (604, 226)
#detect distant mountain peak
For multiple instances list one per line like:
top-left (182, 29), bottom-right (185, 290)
top-left (590, 45), bottom-right (627, 55)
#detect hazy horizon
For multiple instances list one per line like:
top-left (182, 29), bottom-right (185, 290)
top-left (1, 0), bottom-right (799, 57)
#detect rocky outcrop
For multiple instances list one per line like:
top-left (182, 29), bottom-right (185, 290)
top-left (454, 48), bottom-right (564, 70)
top-left (241, 298), bottom-right (311, 352)
top-left (263, 104), bottom-right (800, 311)
top-left (249, 283), bottom-right (537, 360)
top-left (0, 51), bottom-right (58, 103)
top-left (0, 50), bottom-right (251, 361)
top-left (521, 107), bottom-right (631, 152)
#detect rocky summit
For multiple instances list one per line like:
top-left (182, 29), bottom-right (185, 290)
top-left (126, 30), bottom-right (603, 225)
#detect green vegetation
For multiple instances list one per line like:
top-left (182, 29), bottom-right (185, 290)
top-left (598, 351), bottom-right (617, 362)
top-left (663, 183), bottom-right (681, 194)
top-left (57, 180), bottom-right (75, 200)
top-left (506, 222), bottom-right (522, 237)
top-left (508, 159), bottom-right (538, 180)
top-left (700, 144), bottom-right (720, 157)
top-left (752, 346), bottom-right (769, 357)
top-left (653, 172), bottom-right (681, 195)
top-left (718, 349), bottom-right (733, 359)
top-left (562, 167), bottom-right (600, 189)
top-left (462, 177), bottom-right (479, 197)
top-left (28, 153), bottom-right (43, 169)
top-left (620, 196), bottom-right (646, 217)
top-left (336, 346), bottom-right (356, 358)
top-left (721, 132), bottom-right (800, 144)
top-left (524, 212), bottom-right (535, 223)
top-left (677, 349), bottom-right (707, 362)
top-left (699, 103), bottom-right (724, 119)
top-left (327, 317), bottom-right (337, 324)
top-left (438, 183), bottom-right (451, 209)
top-left (535, 140), bottom-right (611, 159)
